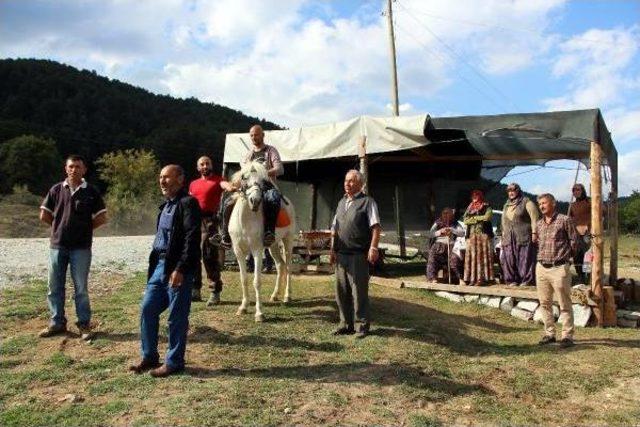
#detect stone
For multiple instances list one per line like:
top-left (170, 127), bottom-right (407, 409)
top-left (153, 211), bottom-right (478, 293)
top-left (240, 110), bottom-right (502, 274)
top-left (486, 297), bottom-right (502, 308)
top-left (434, 291), bottom-right (464, 303)
top-left (533, 307), bottom-right (545, 324)
top-left (616, 309), bottom-right (631, 318)
top-left (478, 296), bottom-right (490, 305)
top-left (510, 307), bottom-right (534, 321)
top-left (623, 312), bottom-right (640, 321)
top-left (464, 294), bottom-right (480, 303)
top-left (516, 300), bottom-right (539, 312)
top-left (572, 304), bottom-right (592, 327)
top-left (499, 297), bottom-right (514, 312)
top-left (617, 317), bottom-right (638, 328)
top-left (553, 305), bottom-right (560, 319)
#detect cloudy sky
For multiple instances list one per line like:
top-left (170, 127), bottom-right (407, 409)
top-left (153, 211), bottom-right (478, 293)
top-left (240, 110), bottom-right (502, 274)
top-left (1, 0), bottom-right (638, 200)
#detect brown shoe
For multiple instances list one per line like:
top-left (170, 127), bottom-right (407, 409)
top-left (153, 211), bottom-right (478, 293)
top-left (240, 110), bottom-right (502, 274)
top-left (129, 359), bottom-right (161, 374)
top-left (150, 364), bottom-right (183, 378)
top-left (39, 324), bottom-right (67, 338)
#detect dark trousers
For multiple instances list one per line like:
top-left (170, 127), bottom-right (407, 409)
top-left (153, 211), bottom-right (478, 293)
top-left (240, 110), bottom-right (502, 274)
top-left (573, 234), bottom-right (590, 283)
top-left (194, 215), bottom-right (223, 293)
top-left (426, 242), bottom-right (463, 281)
top-left (500, 233), bottom-right (537, 285)
top-left (335, 252), bottom-right (370, 331)
top-left (140, 259), bottom-right (193, 370)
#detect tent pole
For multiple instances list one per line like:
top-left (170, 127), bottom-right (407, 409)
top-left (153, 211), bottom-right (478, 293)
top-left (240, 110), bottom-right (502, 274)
top-left (310, 182), bottom-right (318, 230)
top-left (358, 136), bottom-right (368, 194)
top-left (395, 184), bottom-right (406, 258)
top-left (609, 155), bottom-right (619, 285)
top-left (590, 139), bottom-right (604, 327)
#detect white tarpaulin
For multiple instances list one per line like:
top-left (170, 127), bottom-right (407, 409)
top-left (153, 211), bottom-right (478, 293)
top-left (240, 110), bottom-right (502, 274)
top-left (223, 114), bottom-right (429, 163)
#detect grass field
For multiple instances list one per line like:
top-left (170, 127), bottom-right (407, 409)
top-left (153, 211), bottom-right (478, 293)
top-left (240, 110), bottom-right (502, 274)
top-left (1, 266), bottom-right (640, 426)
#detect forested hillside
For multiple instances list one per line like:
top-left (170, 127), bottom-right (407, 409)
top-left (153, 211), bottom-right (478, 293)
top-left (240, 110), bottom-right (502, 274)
top-left (0, 58), bottom-right (279, 186)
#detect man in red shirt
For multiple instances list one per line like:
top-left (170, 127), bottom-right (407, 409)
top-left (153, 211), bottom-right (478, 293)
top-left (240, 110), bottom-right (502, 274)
top-left (189, 156), bottom-right (233, 305)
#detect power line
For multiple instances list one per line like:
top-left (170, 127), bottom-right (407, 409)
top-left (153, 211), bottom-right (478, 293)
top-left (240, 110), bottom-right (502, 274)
top-left (394, 20), bottom-right (511, 114)
top-left (403, 6), bottom-right (631, 48)
top-left (396, 0), bottom-right (522, 112)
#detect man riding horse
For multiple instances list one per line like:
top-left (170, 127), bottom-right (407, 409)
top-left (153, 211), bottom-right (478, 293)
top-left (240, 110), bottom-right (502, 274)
top-left (217, 124), bottom-right (284, 249)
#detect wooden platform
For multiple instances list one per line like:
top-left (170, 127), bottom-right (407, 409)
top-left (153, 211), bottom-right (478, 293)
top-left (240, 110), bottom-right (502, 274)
top-left (370, 276), bottom-right (595, 306)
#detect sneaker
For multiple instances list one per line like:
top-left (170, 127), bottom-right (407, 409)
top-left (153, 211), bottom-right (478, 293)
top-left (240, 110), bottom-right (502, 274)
top-left (39, 324), bottom-right (67, 338)
top-left (220, 235), bottom-right (232, 250)
top-left (538, 335), bottom-right (556, 345)
top-left (355, 325), bottom-right (370, 339)
top-left (206, 292), bottom-right (221, 307)
top-left (507, 282), bottom-right (518, 287)
top-left (559, 338), bottom-right (575, 348)
top-left (192, 288), bottom-right (202, 302)
top-left (263, 231), bottom-right (275, 247)
top-left (129, 359), bottom-right (161, 374)
top-left (77, 324), bottom-right (94, 341)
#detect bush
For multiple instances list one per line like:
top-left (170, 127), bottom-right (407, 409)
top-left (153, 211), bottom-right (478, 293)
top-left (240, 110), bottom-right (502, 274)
top-left (96, 149), bottom-right (160, 234)
top-left (619, 190), bottom-right (640, 234)
top-left (0, 135), bottom-right (62, 195)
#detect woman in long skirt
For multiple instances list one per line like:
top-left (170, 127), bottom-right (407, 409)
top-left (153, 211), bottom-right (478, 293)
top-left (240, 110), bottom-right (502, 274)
top-left (463, 190), bottom-right (494, 286)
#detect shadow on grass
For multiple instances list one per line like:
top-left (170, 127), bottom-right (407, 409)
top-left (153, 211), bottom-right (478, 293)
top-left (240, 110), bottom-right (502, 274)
top-left (368, 295), bottom-right (640, 356)
top-left (187, 361), bottom-right (491, 401)
top-left (187, 325), bottom-right (344, 352)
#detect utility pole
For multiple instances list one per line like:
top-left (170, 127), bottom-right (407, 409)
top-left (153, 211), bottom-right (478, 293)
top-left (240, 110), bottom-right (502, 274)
top-left (386, 0), bottom-right (406, 257)
top-left (386, 0), bottom-right (400, 116)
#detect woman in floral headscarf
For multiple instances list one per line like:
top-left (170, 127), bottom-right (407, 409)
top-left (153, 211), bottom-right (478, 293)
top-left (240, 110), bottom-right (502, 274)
top-left (462, 189), bottom-right (494, 285)
top-left (500, 183), bottom-right (539, 287)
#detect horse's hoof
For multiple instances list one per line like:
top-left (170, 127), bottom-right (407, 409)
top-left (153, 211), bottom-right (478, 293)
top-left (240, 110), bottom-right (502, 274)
top-left (283, 296), bottom-right (291, 304)
top-left (236, 308), bottom-right (247, 316)
top-left (255, 314), bottom-right (265, 322)
top-left (269, 296), bottom-right (279, 302)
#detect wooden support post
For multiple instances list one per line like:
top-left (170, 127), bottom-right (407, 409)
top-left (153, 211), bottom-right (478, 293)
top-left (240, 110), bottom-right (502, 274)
top-left (609, 154), bottom-right (619, 285)
top-left (590, 140), bottom-right (604, 327)
top-left (358, 136), bottom-right (368, 194)
top-left (310, 182), bottom-right (318, 230)
top-left (395, 184), bottom-right (406, 257)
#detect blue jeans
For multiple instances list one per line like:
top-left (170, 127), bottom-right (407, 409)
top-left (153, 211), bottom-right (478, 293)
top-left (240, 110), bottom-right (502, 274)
top-left (47, 247), bottom-right (92, 327)
top-left (263, 188), bottom-right (282, 234)
top-left (140, 259), bottom-right (193, 370)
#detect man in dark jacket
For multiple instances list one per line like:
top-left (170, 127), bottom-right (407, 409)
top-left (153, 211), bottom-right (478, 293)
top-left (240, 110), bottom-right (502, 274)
top-left (129, 165), bottom-right (201, 377)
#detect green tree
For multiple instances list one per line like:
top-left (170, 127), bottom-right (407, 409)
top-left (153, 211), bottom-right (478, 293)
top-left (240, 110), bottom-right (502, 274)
top-left (619, 190), bottom-right (640, 234)
top-left (0, 135), bottom-right (62, 195)
top-left (96, 148), bottom-right (160, 233)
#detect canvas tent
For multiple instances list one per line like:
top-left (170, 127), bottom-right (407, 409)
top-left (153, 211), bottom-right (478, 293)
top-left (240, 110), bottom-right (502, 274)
top-left (224, 109), bottom-right (618, 325)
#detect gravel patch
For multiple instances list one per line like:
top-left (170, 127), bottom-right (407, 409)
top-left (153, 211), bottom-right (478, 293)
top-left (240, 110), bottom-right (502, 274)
top-left (0, 235), bottom-right (154, 288)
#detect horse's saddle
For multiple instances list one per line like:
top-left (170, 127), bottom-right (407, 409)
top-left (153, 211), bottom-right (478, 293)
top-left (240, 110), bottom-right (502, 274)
top-left (276, 207), bottom-right (291, 228)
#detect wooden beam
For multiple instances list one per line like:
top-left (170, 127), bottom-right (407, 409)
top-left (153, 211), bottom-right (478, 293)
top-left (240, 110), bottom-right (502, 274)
top-left (590, 140), bottom-right (604, 327)
top-left (371, 276), bottom-right (405, 289)
top-left (358, 136), bottom-right (368, 194)
top-left (609, 154), bottom-right (619, 285)
top-left (368, 152), bottom-right (586, 162)
top-left (403, 281), bottom-right (595, 305)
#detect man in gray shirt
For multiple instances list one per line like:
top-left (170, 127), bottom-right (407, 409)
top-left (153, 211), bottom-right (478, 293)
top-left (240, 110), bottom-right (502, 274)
top-left (330, 170), bottom-right (381, 339)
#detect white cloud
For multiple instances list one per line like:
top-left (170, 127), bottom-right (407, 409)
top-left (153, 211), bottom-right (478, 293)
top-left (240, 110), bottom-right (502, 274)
top-left (619, 150), bottom-right (640, 194)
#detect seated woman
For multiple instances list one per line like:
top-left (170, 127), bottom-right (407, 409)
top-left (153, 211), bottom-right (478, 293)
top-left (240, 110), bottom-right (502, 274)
top-left (426, 208), bottom-right (465, 283)
top-left (462, 190), bottom-right (495, 286)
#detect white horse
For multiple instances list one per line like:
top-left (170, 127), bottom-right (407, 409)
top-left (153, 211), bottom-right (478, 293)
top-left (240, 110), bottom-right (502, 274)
top-left (228, 161), bottom-right (297, 322)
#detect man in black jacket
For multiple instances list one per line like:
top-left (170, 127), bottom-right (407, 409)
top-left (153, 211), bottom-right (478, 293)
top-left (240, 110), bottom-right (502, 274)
top-left (130, 165), bottom-right (201, 377)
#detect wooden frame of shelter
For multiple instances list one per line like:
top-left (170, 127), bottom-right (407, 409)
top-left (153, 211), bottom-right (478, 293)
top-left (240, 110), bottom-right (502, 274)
top-left (223, 109), bottom-right (618, 327)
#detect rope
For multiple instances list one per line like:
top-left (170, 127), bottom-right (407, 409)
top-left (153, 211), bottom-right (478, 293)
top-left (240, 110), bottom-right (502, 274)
top-left (567, 160), bottom-right (581, 215)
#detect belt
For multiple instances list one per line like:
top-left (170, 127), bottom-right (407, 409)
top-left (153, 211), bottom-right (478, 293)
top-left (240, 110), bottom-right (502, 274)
top-left (539, 260), bottom-right (568, 268)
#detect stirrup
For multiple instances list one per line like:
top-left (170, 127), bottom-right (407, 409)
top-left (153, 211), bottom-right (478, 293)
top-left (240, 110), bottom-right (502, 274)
top-left (220, 235), bottom-right (232, 250)
top-left (209, 233), bottom-right (222, 247)
top-left (263, 231), bottom-right (275, 247)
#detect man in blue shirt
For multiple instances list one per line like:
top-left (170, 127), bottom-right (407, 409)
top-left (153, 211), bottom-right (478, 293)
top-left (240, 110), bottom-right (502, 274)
top-left (129, 165), bottom-right (201, 377)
